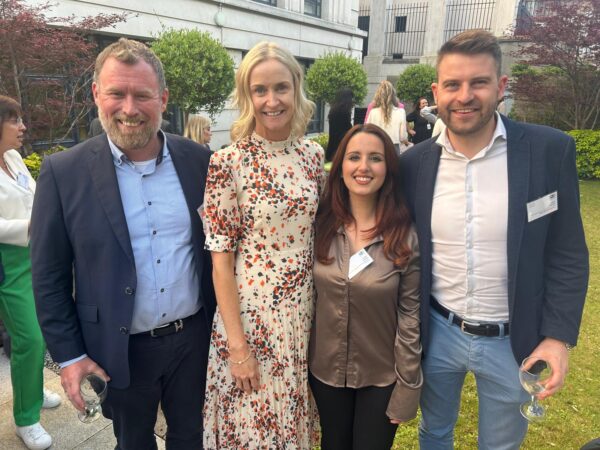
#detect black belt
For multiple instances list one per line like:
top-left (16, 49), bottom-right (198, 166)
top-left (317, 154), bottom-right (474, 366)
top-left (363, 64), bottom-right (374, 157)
top-left (430, 297), bottom-right (509, 337)
top-left (139, 315), bottom-right (192, 338)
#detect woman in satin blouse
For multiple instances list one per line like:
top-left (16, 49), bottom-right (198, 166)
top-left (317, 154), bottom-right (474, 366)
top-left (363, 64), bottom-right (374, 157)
top-left (309, 123), bottom-right (422, 450)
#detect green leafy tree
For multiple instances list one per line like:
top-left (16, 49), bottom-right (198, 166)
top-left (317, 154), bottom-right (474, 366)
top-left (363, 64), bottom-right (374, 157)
top-left (396, 64), bottom-right (437, 105)
top-left (305, 52), bottom-right (367, 105)
top-left (151, 29), bottom-right (234, 122)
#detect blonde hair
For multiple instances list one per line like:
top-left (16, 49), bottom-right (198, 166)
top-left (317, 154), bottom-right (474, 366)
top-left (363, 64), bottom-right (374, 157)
top-left (230, 42), bottom-right (315, 141)
top-left (372, 80), bottom-right (396, 126)
top-left (184, 115), bottom-right (211, 144)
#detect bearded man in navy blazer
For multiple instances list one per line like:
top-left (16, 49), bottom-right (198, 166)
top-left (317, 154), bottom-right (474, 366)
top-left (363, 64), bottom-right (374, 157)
top-left (401, 30), bottom-right (589, 449)
top-left (30, 38), bottom-right (215, 449)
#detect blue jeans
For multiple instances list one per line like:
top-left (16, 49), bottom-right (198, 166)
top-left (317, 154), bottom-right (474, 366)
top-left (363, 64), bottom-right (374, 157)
top-left (419, 309), bottom-right (529, 450)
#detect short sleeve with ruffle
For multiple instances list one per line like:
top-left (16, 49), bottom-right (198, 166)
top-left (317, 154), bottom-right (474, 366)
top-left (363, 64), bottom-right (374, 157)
top-left (202, 148), bottom-right (241, 252)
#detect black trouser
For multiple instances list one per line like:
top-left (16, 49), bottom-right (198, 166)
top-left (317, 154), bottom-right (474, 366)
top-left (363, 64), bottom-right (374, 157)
top-left (309, 372), bottom-right (398, 450)
top-left (101, 311), bottom-right (210, 450)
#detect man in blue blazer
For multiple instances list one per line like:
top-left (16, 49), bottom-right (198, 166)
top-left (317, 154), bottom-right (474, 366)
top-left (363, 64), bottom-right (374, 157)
top-left (401, 30), bottom-right (588, 449)
top-left (30, 39), bottom-right (215, 449)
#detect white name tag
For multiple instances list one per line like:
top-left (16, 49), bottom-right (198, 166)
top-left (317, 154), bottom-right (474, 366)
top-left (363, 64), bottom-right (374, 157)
top-left (16, 172), bottom-right (29, 189)
top-left (527, 191), bottom-right (558, 222)
top-left (427, 123), bottom-right (432, 130)
top-left (348, 248), bottom-right (373, 279)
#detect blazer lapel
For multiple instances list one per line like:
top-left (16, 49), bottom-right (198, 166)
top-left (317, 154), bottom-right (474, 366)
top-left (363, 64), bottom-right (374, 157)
top-left (415, 142), bottom-right (441, 288)
top-left (416, 142), bottom-right (441, 248)
top-left (87, 138), bottom-right (134, 264)
top-left (169, 138), bottom-right (205, 217)
top-left (504, 117), bottom-right (530, 311)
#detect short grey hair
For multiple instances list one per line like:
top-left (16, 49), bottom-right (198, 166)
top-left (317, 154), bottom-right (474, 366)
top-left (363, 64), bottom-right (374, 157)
top-left (94, 38), bottom-right (166, 91)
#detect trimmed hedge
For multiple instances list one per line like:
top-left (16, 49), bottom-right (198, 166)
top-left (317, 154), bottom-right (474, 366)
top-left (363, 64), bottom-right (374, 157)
top-left (23, 145), bottom-right (68, 180)
top-left (568, 130), bottom-right (600, 180)
top-left (310, 133), bottom-right (329, 151)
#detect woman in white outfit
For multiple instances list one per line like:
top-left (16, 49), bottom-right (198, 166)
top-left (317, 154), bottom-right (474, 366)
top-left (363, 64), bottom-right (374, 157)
top-left (366, 81), bottom-right (410, 156)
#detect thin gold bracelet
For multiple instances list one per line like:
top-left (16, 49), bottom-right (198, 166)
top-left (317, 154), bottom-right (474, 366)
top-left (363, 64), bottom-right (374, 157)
top-left (229, 351), bottom-right (252, 365)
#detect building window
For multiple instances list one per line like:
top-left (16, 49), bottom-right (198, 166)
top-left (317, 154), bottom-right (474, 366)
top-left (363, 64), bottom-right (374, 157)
top-left (252, 0), bottom-right (277, 6)
top-left (358, 6), bottom-right (370, 59)
top-left (395, 16), bottom-right (408, 32)
top-left (304, 0), bottom-right (322, 18)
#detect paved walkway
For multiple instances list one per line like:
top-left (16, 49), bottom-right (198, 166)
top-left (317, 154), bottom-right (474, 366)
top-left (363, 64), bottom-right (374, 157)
top-left (0, 351), bottom-right (166, 449)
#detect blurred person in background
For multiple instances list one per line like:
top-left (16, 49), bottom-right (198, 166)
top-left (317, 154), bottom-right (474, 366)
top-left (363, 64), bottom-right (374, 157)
top-left (406, 97), bottom-right (434, 144)
top-left (366, 81), bottom-right (410, 156)
top-left (325, 87), bottom-right (353, 162)
top-left (184, 115), bottom-right (213, 152)
top-left (0, 95), bottom-right (61, 450)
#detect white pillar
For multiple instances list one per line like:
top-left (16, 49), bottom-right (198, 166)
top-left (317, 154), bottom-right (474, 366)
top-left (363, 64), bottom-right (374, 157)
top-left (362, 0), bottom-right (389, 105)
top-left (420, 0), bottom-right (446, 65)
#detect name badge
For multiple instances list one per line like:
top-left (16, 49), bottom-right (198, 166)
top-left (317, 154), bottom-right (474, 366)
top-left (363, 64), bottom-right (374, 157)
top-left (527, 191), bottom-right (558, 222)
top-left (427, 123), bottom-right (431, 130)
top-left (17, 172), bottom-right (29, 189)
top-left (348, 248), bottom-right (373, 279)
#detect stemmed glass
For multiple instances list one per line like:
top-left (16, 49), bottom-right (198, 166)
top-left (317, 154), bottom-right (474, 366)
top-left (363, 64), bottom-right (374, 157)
top-left (78, 373), bottom-right (108, 423)
top-left (519, 357), bottom-right (552, 422)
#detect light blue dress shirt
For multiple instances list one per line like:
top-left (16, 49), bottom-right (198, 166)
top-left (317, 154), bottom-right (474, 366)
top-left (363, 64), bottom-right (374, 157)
top-left (60, 132), bottom-right (201, 367)
top-left (108, 132), bottom-right (200, 334)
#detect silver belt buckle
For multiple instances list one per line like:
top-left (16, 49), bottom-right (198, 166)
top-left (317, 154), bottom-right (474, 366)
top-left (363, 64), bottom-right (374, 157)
top-left (174, 319), bottom-right (183, 332)
top-left (460, 319), bottom-right (480, 335)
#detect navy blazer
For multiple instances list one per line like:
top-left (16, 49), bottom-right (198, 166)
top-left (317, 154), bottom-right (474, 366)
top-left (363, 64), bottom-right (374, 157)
top-left (400, 116), bottom-right (589, 364)
top-left (30, 133), bottom-right (216, 388)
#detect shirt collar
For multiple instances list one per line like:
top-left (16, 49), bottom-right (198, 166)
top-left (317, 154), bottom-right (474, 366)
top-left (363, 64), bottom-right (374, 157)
top-left (336, 225), bottom-right (384, 246)
top-left (436, 112), bottom-right (507, 159)
top-left (109, 129), bottom-right (169, 166)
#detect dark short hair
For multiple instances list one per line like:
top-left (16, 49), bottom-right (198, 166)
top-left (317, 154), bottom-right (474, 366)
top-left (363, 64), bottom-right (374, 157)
top-left (0, 95), bottom-right (22, 140)
top-left (94, 38), bottom-right (166, 91)
top-left (437, 29), bottom-right (502, 77)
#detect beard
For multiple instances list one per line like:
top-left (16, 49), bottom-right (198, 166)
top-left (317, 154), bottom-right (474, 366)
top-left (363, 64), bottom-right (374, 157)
top-left (437, 101), bottom-right (496, 137)
top-left (98, 109), bottom-right (161, 151)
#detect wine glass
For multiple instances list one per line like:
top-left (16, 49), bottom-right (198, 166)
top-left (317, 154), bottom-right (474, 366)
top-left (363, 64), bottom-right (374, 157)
top-left (519, 357), bottom-right (552, 422)
top-left (78, 373), bottom-right (108, 423)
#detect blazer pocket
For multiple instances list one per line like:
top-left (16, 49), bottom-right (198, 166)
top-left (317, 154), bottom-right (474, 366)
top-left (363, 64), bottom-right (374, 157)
top-left (77, 304), bottom-right (98, 323)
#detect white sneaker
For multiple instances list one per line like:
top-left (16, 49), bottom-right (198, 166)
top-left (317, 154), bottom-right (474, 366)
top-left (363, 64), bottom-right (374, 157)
top-left (42, 388), bottom-right (61, 409)
top-left (15, 422), bottom-right (52, 450)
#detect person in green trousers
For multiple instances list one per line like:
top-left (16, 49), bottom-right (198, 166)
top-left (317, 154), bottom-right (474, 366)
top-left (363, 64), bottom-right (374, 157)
top-left (0, 95), bottom-right (61, 450)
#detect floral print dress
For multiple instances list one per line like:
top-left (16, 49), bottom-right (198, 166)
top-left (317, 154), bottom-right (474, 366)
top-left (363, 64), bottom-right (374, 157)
top-left (202, 132), bottom-right (323, 449)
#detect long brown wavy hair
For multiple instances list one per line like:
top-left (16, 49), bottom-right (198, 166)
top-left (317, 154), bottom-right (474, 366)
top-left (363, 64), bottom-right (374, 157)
top-left (315, 123), bottom-right (413, 267)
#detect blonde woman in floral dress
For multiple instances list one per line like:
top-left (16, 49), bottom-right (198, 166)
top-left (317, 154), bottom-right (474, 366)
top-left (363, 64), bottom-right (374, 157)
top-left (202, 42), bottom-right (323, 449)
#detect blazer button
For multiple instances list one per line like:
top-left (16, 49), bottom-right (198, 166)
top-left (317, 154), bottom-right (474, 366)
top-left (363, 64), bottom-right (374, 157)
top-left (124, 287), bottom-right (134, 295)
top-left (120, 327), bottom-right (129, 335)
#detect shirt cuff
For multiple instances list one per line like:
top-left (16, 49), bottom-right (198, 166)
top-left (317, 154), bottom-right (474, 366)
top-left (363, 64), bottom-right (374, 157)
top-left (59, 354), bottom-right (88, 369)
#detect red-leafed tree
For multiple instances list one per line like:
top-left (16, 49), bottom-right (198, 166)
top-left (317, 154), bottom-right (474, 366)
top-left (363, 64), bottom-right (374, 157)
top-left (510, 0), bottom-right (600, 130)
top-left (0, 0), bottom-right (128, 146)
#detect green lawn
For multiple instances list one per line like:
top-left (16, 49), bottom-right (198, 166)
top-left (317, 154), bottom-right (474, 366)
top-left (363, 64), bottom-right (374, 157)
top-left (391, 180), bottom-right (600, 450)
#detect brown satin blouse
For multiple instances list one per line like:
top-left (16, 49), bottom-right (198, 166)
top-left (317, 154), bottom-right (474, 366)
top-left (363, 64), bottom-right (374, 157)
top-left (308, 226), bottom-right (422, 421)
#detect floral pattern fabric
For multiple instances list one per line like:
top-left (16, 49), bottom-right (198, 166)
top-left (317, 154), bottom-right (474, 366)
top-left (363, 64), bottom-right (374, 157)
top-left (202, 132), bottom-right (324, 449)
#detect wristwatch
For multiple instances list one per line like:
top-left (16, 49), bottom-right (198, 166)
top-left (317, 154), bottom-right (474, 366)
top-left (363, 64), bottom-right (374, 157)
top-left (565, 342), bottom-right (575, 351)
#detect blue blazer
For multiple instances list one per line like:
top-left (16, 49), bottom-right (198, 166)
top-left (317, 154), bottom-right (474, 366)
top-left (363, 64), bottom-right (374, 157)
top-left (400, 116), bottom-right (589, 364)
top-left (30, 133), bottom-right (216, 388)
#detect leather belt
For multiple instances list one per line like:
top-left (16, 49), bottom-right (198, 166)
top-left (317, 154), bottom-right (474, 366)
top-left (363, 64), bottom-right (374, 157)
top-left (139, 316), bottom-right (192, 338)
top-left (430, 297), bottom-right (509, 337)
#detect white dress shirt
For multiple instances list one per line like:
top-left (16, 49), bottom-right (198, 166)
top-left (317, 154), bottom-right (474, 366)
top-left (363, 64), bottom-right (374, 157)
top-left (0, 150), bottom-right (36, 247)
top-left (431, 114), bottom-right (509, 322)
